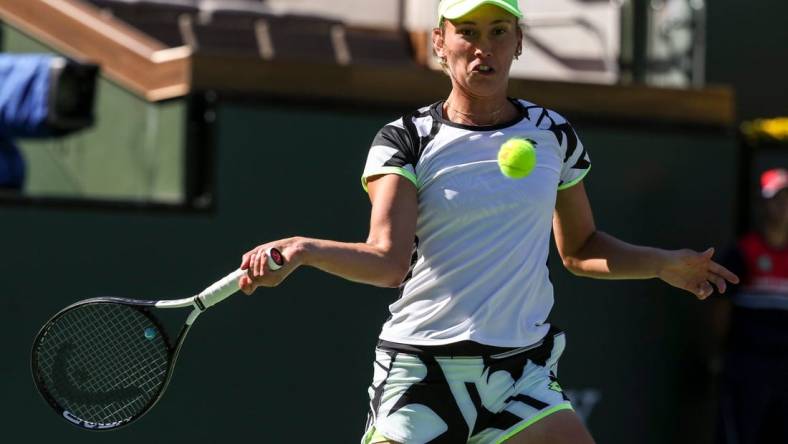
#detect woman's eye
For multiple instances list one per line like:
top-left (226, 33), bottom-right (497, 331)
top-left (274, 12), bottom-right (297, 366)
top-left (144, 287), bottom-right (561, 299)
top-left (459, 29), bottom-right (476, 37)
top-left (493, 28), bottom-right (508, 36)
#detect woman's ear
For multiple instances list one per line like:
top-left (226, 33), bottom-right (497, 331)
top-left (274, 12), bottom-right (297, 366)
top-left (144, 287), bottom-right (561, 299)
top-left (432, 27), bottom-right (446, 59)
top-left (515, 25), bottom-right (524, 59)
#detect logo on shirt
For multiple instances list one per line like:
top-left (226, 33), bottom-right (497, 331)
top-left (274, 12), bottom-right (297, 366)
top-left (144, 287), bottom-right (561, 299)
top-left (757, 254), bottom-right (773, 272)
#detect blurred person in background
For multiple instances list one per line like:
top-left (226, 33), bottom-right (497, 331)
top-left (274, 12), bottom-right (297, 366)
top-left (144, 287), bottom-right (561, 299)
top-left (238, 1), bottom-right (738, 443)
top-left (0, 54), bottom-right (96, 191)
top-left (717, 168), bottom-right (788, 444)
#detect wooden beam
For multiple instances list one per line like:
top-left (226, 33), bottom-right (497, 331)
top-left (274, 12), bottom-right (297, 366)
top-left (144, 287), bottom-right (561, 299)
top-left (192, 55), bottom-right (735, 126)
top-left (0, 0), bottom-right (191, 101)
top-left (508, 79), bottom-right (736, 126)
top-left (0, 1), bottom-right (734, 126)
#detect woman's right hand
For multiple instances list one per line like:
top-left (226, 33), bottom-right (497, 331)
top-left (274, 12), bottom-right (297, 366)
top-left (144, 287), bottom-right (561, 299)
top-left (238, 237), bottom-right (305, 295)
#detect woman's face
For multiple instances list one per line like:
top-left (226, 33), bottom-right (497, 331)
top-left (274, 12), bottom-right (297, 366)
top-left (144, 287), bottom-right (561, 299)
top-left (434, 4), bottom-right (522, 98)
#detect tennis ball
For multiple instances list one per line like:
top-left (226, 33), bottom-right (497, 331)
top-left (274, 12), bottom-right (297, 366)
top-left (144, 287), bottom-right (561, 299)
top-left (498, 138), bottom-right (536, 179)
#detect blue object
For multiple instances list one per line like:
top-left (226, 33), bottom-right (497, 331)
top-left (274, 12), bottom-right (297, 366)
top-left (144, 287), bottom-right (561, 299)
top-left (0, 54), bottom-right (59, 190)
top-left (0, 136), bottom-right (24, 190)
top-left (0, 54), bottom-right (54, 138)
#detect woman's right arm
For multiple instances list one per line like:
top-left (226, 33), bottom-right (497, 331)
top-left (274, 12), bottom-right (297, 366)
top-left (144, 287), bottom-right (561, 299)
top-left (239, 173), bottom-right (418, 294)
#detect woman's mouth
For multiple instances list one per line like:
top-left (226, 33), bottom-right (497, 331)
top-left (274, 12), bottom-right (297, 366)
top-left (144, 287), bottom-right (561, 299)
top-left (473, 64), bottom-right (496, 75)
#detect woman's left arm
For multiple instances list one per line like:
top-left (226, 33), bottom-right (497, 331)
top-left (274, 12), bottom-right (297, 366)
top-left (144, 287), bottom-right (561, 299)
top-left (553, 182), bottom-right (740, 299)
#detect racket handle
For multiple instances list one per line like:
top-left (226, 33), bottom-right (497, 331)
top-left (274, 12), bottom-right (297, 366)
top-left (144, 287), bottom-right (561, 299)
top-left (197, 248), bottom-right (285, 309)
top-left (197, 268), bottom-right (246, 309)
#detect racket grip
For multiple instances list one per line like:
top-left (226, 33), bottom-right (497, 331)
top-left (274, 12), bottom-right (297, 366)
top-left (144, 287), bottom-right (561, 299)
top-left (197, 268), bottom-right (246, 309)
top-left (197, 248), bottom-right (284, 309)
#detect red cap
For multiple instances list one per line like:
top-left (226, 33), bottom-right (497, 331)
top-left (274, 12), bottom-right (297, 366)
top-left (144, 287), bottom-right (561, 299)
top-left (761, 168), bottom-right (788, 198)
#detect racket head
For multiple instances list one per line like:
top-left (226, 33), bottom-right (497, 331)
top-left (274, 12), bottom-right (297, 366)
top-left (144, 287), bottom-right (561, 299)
top-left (31, 298), bottom-right (178, 430)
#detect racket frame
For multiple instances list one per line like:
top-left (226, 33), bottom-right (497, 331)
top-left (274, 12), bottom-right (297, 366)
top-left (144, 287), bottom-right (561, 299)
top-left (31, 248), bottom-right (282, 430)
top-left (30, 268), bottom-right (248, 430)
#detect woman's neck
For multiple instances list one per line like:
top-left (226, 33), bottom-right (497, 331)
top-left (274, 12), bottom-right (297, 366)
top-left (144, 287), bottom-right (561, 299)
top-left (443, 89), bottom-right (517, 126)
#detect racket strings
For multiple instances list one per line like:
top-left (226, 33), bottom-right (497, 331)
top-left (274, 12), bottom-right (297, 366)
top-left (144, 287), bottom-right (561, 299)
top-left (34, 303), bottom-right (171, 424)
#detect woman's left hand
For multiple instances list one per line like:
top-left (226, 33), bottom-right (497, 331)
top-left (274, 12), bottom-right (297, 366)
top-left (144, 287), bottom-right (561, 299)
top-left (657, 247), bottom-right (740, 299)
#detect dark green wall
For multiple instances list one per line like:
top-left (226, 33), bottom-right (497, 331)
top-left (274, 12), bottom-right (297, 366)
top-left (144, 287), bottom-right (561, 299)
top-left (0, 100), bottom-right (736, 443)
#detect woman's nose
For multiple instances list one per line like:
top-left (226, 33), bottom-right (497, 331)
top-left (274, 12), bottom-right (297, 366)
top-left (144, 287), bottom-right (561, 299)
top-left (474, 46), bottom-right (492, 58)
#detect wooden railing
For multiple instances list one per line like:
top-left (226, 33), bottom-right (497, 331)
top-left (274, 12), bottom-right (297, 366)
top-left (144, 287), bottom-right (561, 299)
top-left (0, 0), bottom-right (735, 126)
top-left (0, 0), bottom-right (190, 101)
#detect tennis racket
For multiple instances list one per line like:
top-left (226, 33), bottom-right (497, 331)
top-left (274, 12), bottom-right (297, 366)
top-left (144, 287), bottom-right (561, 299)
top-left (30, 247), bottom-right (284, 431)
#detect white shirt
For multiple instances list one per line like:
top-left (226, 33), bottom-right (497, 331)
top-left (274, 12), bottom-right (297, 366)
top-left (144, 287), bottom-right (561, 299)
top-left (362, 99), bottom-right (591, 347)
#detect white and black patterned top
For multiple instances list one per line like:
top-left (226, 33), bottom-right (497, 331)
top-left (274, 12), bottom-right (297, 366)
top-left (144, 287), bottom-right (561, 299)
top-left (362, 98), bottom-right (591, 348)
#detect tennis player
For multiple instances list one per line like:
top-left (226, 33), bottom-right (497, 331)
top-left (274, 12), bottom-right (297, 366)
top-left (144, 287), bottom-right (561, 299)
top-left (238, 1), bottom-right (740, 442)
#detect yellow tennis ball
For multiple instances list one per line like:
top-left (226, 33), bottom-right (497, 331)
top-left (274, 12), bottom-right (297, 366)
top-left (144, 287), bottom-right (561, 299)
top-left (498, 138), bottom-right (536, 179)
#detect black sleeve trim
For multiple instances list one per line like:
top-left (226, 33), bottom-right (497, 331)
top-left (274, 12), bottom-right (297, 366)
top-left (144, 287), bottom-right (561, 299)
top-left (373, 124), bottom-right (417, 168)
top-left (400, 112), bottom-right (425, 166)
top-left (375, 107), bottom-right (441, 171)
